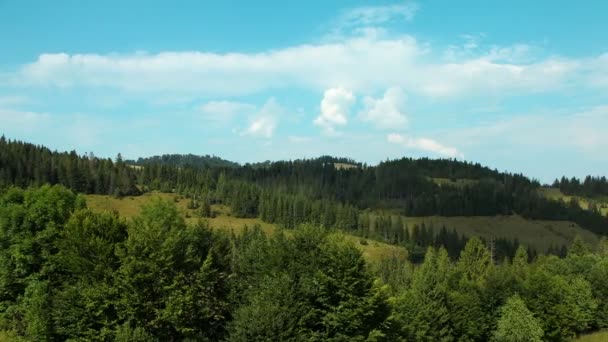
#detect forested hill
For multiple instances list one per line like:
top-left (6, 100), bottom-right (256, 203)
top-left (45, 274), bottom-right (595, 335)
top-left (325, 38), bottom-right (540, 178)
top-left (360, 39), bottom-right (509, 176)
top-left (127, 153), bottom-right (239, 169)
top-left (1, 136), bottom-right (607, 236)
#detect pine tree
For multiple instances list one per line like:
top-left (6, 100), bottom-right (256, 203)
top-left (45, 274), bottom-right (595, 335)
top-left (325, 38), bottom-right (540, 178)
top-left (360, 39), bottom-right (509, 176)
top-left (568, 235), bottom-right (590, 257)
top-left (492, 295), bottom-right (543, 342)
top-left (458, 236), bottom-right (493, 283)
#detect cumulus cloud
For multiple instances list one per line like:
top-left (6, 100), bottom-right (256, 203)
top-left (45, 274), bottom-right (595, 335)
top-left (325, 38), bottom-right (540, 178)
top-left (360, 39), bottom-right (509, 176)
top-left (314, 87), bottom-right (355, 134)
top-left (388, 133), bottom-right (464, 158)
top-left (359, 87), bottom-right (408, 129)
top-left (200, 100), bottom-right (256, 122)
top-left (241, 98), bottom-right (281, 138)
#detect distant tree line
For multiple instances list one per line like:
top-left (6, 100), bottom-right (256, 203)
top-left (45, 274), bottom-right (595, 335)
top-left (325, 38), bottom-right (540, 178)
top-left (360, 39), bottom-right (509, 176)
top-left (2, 137), bottom-right (607, 236)
top-left (0, 137), bottom-right (139, 196)
top-left (127, 153), bottom-right (239, 169)
top-left (553, 175), bottom-right (608, 198)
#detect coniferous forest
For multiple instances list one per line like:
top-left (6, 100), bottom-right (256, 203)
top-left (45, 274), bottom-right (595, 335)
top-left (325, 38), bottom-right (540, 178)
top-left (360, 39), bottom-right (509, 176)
top-left (1, 137), bottom-right (608, 341)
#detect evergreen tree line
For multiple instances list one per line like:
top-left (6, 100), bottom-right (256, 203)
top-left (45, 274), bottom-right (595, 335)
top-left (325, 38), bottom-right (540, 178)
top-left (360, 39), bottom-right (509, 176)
top-left (553, 175), bottom-right (608, 198)
top-left (214, 158), bottom-right (608, 236)
top-left (228, 185), bottom-right (541, 264)
top-left (0, 137), bottom-right (140, 196)
top-left (1, 185), bottom-right (607, 341)
top-left (2, 137), bottom-right (607, 236)
top-left (127, 153), bottom-right (239, 169)
top-left (206, 166), bottom-right (608, 235)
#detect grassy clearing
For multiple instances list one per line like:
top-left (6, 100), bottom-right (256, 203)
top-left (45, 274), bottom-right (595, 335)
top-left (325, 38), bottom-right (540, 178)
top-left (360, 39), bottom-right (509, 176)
top-left (84, 192), bottom-right (175, 217)
top-left (334, 162), bottom-right (359, 170)
top-left (368, 214), bottom-right (598, 252)
top-left (85, 193), bottom-right (599, 254)
top-left (403, 215), bottom-right (598, 252)
top-left (539, 187), bottom-right (608, 216)
top-left (574, 331), bottom-right (608, 342)
top-left (84, 194), bottom-right (407, 263)
top-left (344, 235), bottom-right (408, 262)
top-left (431, 177), bottom-right (479, 188)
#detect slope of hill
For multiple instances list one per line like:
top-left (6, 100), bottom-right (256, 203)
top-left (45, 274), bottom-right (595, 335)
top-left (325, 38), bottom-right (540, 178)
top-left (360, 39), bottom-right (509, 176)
top-left (396, 215), bottom-right (596, 252)
top-left (539, 187), bottom-right (608, 216)
top-left (2, 136), bottom-right (607, 242)
top-left (83, 193), bottom-right (408, 263)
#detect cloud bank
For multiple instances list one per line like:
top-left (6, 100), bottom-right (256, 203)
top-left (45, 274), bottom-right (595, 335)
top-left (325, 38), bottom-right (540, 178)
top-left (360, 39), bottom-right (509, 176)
top-left (10, 35), bottom-right (606, 100)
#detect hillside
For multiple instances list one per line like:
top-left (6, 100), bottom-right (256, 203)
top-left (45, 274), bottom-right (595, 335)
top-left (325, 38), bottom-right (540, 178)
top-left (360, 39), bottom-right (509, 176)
top-left (84, 192), bottom-right (598, 259)
top-left (3, 136), bottom-right (607, 254)
top-left (397, 214), bottom-right (595, 252)
top-left (539, 187), bottom-right (608, 216)
top-left (2, 139), bottom-right (608, 342)
top-left (84, 193), bottom-right (408, 263)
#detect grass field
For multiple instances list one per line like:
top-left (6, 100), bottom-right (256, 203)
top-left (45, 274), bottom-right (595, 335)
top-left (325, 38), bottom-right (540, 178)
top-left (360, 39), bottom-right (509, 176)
top-left (368, 213), bottom-right (598, 252)
top-left (431, 177), bottom-right (479, 188)
top-left (539, 187), bottom-right (608, 216)
top-left (575, 331), bottom-right (608, 342)
top-left (84, 193), bottom-right (407, 263)
top-left (85, 193), bottom-right (599, 254)
top-left (334, 162), bottom-right (359, 170)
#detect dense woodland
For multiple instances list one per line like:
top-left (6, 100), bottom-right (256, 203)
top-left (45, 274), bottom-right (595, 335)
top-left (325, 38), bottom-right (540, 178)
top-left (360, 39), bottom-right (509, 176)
top-left (1, 137), bottom-right (608, 340)
top-left (0, 185), bottom-right (607, 341)
top-left (0, 137), bottom-right (139, 197)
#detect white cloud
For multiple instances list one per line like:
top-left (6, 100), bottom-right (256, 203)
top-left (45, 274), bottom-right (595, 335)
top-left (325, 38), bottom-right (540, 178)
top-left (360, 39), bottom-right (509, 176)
top-left (241, 98), bottom-right (281, 138)
top-left (331, 2), bottom-right (418, 36)
top-left (9, 32), bottom-right (602, 100)
top-left (388, 133), bottom-right (464, 158)
top-left (446, 105), bottom-right (608, 155)
top-left (359, 87), bottom-right (408, 129)
top-left (200, 100), bottom-right (256, 122)
top-left (0, 108), bottom-right (50, 130)
top-left (314, 87), bottom-right (355, 134)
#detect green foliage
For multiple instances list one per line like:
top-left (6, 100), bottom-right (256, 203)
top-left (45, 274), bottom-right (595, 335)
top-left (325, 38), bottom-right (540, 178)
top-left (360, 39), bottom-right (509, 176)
top-left (524, 269), bottom-right (597, 341)
top-left (229, 225), bottom-right (391, 341)
top-left (0, 138), bottom-right (140, 195)
top-left (22, 280), bottom-right (52, 341)
top-left (569, 234), bottom-right (591, 256)
top-left (116, 200), bottom-right (232, 340)
top-left (1, 184), bottom-right (608, 341)
top-left (457, 236), bottom-right (493, 283)
top-left (389, 247), bottom-right (454, 341)
top-left (114, 323), bottom-right (154, 342)
top-left (492, 295), bottom-right (543, 342)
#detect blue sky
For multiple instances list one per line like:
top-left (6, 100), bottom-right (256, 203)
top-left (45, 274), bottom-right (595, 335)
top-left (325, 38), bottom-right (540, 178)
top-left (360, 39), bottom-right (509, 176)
top-left (1, 0), bottom-right (607, 183)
